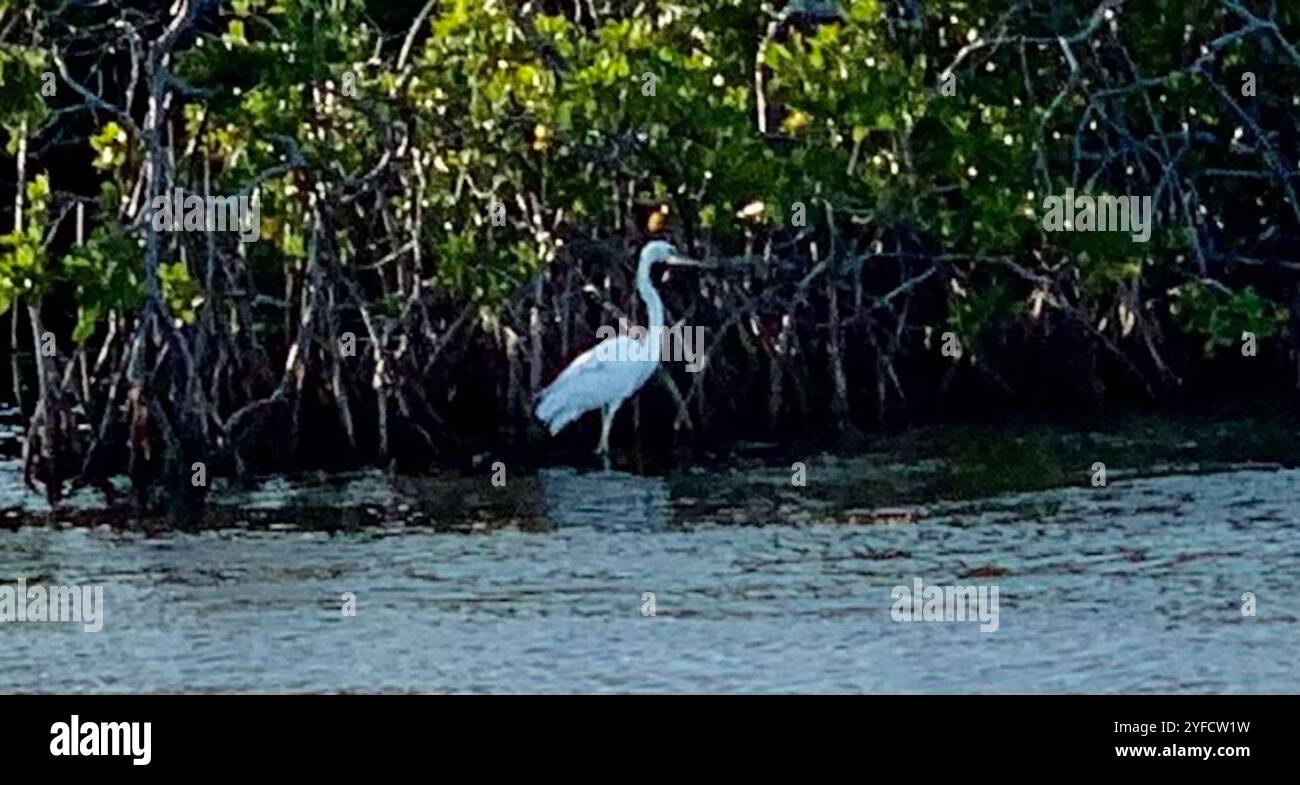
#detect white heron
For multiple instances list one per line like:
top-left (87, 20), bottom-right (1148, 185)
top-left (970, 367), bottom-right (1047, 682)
top-left (535, 240), bottom-right (702, 455)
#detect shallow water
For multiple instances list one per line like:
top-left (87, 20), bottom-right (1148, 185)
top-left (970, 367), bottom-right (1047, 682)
top-left (1, 449), bottom-right (1297, 692)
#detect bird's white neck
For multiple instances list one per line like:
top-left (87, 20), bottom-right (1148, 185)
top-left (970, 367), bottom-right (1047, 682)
top-left (636, 258), bottom-right (666, 336)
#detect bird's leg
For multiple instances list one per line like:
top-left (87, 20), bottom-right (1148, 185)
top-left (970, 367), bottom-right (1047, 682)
top-left (596, 403), bottom-right (615, 455)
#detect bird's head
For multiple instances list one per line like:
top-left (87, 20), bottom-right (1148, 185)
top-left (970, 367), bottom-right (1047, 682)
top-left (639, 240), bottom-right (702, 272)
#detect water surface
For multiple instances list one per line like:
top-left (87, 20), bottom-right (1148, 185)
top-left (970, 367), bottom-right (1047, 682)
top-left (1, 440), bottom-right (1296, 692)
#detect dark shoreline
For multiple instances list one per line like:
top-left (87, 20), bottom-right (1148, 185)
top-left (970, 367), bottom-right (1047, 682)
top-left (3, 399), bottom-right (1296, 530)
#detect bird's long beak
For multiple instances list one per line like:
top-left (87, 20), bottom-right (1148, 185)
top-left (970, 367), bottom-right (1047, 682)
top-left (667, 254), bottom-right (705, 268)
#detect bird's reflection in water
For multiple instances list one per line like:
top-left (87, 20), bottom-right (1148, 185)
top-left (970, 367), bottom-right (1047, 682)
top-left (538, 467), bottom-right (671, 532)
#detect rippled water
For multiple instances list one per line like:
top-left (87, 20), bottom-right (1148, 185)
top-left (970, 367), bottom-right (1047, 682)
top-left (1, 447), bottom-right (1297, 692)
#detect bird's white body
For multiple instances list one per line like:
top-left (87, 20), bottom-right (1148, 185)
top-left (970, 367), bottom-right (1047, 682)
top-left (535, 337), bottom-right (658, 434)
top-left (535, 241), bottom-right (697, 454)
